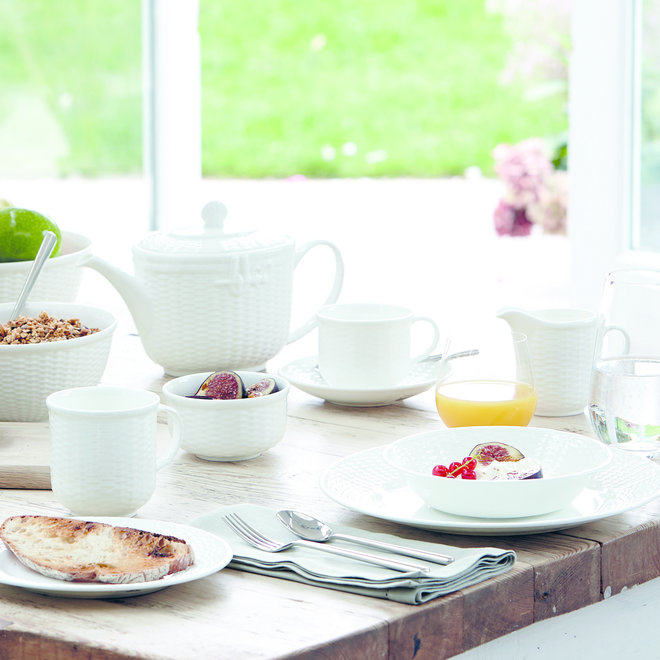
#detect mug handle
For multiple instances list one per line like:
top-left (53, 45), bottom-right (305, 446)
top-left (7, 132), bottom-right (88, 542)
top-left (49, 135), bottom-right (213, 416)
top-left (286, 240), bottom-right (344, 344)
top-left (156, 404), bottom-right (183, 471)
top-left (602, 324), bottom-right (631, 354)
top-left (410, 316), bottom-right (440, 363)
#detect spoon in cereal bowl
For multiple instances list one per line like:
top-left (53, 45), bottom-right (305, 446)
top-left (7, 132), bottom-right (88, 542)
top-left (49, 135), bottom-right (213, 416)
top-left (10, 230), bottom-right (58, 320)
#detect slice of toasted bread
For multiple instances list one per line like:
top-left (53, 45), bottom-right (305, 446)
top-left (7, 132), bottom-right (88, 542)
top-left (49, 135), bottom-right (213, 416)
top-left (0, 515), bottom-right (194, 584)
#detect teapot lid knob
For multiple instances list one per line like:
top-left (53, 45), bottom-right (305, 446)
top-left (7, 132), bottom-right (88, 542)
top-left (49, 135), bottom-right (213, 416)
top-left (201, 200), bottom-right (228, 231)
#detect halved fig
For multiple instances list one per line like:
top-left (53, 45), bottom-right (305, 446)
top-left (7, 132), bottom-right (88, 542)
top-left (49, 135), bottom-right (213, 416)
top-left (469, 442), bottom-right (525, 465)
top-left (194, 371), bottom-right (246, 400)
top-left (247, 377), bottom-right (279, 398)
top-left (517, 465), bottom-right (543, 480)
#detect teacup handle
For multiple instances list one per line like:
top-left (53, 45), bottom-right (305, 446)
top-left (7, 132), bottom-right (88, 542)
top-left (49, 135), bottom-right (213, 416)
top-left (410, 316), bottom-right (440, 363)
top-left (287, 240), bottom-right (344, 344)
top-left (156, 404), bottom-right (183, 471)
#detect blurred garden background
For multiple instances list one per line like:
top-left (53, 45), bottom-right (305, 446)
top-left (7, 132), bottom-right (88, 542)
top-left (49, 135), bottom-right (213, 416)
top-left (0, 0), bottom-right (569, 179)
top-left (0, 0), bottom-right (593, 337)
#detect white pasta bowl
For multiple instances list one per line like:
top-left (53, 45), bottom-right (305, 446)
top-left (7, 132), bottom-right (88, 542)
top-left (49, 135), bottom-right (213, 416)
top-left (162, 371), bottom-right (289, 461)
top-left (0, 302), bottom-right (117, 422)
top-left (383, 426), bottom-right (612, 519)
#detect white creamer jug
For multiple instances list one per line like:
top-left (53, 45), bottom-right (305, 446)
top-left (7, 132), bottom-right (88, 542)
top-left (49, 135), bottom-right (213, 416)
top-left (496, 307), bottom-right (598, 416)
top-left (84, 201), bottom-right (344, 375)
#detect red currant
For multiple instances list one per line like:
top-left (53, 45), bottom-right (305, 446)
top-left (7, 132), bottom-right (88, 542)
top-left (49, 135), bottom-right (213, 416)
top-left (461, 469), bottom-right (477, 480)
top-left (449, 461), bottom-right (464, 474)
top-left (432, 465), bottom-right (449, 477)
top-left (463, 457), bottom-right (477, 470)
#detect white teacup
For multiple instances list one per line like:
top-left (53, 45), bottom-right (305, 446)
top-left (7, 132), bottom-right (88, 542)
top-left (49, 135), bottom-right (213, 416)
top-left (317, 303), bottom-right (440, 389)
top-left (47, 386), bottom-right (182, 516)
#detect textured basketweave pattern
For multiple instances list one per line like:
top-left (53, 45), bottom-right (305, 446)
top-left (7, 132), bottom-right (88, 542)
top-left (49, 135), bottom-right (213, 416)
top-left (136, 252), bottom-right (293, 375)
top-left (0, 337), bottom-right (113, 422)
top-left (530, 326), bottom-right (597, 416)
top-left (179, 397), bottom-right (287, 461)
top-left (50, 414), bottom-right (157, 516)
top-left (319, 327), bottom-right (408, 388)
top-left (0, 266), bottom-right (83, 303)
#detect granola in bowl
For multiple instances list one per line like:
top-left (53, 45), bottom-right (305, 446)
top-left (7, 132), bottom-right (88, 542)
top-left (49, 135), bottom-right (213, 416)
top-left (0, 312), bottom-right (99, 344)
top-left (0, 302), bottom-right (116, 422)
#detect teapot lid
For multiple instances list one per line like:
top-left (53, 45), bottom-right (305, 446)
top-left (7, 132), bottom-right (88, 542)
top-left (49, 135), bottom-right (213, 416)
top-left (135, 201), bottom-right (293, 257)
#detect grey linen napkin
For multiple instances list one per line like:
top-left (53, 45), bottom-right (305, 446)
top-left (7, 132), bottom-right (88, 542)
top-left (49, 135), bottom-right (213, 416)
top-left (190, 503), bottom-right (516, 605)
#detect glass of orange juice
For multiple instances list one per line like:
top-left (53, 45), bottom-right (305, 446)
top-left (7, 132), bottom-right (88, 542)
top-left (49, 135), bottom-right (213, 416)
top-left (435, 325), bottom-right (536, 427)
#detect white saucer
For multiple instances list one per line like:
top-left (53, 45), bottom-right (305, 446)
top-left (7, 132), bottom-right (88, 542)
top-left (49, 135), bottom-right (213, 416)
top-left (279, 356), bottom-right (447, 407)
top-left (320, 445), bottom-right (660, 535)
top-left (0, 517), bottom-right (233, 598)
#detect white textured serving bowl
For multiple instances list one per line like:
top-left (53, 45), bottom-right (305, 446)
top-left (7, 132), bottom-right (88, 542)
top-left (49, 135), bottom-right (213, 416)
top-left (162, 371), bottom-right (289, 461)
top-left (0, 231), bottom-right (92, 303)
top-left (383, 426), bottom-right (612, 519)
top-left (0, 302), bottom-right (117, 422)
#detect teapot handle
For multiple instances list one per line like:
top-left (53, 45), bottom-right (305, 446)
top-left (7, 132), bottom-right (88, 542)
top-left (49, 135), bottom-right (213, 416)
top-left (287, 240), bottom-right (344, 344)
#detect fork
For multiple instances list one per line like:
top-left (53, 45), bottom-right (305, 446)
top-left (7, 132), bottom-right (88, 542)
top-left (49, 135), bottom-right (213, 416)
top-left (223, 513), bottom-right (430, 576)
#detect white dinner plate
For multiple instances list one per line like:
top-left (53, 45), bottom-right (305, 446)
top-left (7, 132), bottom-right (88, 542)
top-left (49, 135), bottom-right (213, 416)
top-left (0, 517), bottom-right (233, 598)
top-left (320, 445), bottom-right (660, 535)
top-left (279, 356), bottom-right (447, 407)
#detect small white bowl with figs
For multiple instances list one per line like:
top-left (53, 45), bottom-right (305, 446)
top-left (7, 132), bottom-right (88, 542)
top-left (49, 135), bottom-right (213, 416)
top-left (162, 370), bottom-right (289, 462)
top-left (383, 426), bottom-right (612, 519)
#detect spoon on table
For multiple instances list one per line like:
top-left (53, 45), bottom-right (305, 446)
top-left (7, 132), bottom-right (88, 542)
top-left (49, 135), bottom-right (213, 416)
top-left (312, 349), bottom-right (478, 374)
top-left (10, 230), bottom-right (58, 320)
top-left (277, 510), bottom-right (454, 565)
top-left (421, 348), bottom-right (479, 363)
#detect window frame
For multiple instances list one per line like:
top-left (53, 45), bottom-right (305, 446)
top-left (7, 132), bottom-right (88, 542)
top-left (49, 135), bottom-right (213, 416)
top-left (142, 0), bottom-right (202, 232)
top-left (569, 0), bottom-right (659, 308)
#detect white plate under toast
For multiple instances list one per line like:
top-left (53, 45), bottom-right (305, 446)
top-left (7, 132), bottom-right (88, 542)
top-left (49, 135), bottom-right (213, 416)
top-left (0, 517), bottom-right (233, 598)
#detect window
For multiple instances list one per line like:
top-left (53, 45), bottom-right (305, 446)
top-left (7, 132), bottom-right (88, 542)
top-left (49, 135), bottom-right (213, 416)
top-left (638, 0), bottom-right (660, 251)
top-left (0, 1), bottom-right (148, 253)
top-left (569, 0), bottom-right (660, 308)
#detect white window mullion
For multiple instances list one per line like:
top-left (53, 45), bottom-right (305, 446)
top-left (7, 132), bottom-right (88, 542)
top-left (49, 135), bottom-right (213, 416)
top-left (568, 0), bottom-right (637, 308)
top-left (142, 0), bottom-right (202, 232)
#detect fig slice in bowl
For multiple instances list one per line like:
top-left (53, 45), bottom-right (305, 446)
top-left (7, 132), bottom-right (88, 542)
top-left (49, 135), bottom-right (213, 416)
top-left (383, 426), bottom-right (612, 518)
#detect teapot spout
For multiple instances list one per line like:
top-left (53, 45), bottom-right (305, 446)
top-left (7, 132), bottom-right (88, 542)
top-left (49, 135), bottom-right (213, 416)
top-left (82, 254), bottom-right (152, 338)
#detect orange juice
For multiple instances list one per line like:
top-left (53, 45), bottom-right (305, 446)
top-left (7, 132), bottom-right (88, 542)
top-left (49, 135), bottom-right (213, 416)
top-left (435, 380), bottom-right (537, 427)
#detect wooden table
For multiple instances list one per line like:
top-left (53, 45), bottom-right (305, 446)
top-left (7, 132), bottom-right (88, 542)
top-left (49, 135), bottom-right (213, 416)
top-left (1, 330), bottom-right (659, 660)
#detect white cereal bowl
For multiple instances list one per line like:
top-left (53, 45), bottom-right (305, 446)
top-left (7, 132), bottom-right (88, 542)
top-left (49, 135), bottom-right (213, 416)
top-left (383, 426), bottom-right (612, 519)
top-left (162, 371), bottom-right (290, 461)
top-left (0, 231), bottom-right (92, 303)
top-left (0, 302), bottom-right (117, 422)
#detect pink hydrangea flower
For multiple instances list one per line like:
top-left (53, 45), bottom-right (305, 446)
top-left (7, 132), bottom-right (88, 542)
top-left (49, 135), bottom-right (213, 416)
top-left (493, 200), bottom-right (534, 237)
top-left (492, 138), bottom-right (553, 209)
top-left (526, 170), bottom-right (568, 234)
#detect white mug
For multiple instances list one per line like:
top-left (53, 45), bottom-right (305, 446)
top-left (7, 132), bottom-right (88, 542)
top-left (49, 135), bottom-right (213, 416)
top-left (317, 303), bottom-right (440, 389)
top-left (47, 386), bottom-right (182, 516)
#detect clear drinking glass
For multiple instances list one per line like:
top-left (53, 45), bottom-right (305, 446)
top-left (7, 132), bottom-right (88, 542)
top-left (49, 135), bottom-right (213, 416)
top-left (434, 324), bottom-right (537, 427)
top-left (589, 268), bottom-right (660, 457)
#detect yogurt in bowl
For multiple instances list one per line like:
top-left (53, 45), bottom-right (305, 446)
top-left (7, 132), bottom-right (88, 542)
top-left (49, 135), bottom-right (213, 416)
top-left (383, 426), bottom-right (612, 518)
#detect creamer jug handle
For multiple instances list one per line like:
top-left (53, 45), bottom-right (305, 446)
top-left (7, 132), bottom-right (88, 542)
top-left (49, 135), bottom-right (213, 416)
top-left (287, 240), bottom-right (344, 344)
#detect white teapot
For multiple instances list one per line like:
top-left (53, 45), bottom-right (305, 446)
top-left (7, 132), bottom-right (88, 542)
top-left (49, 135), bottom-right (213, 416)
top-left (85, 202), bottom-right (344, 375)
